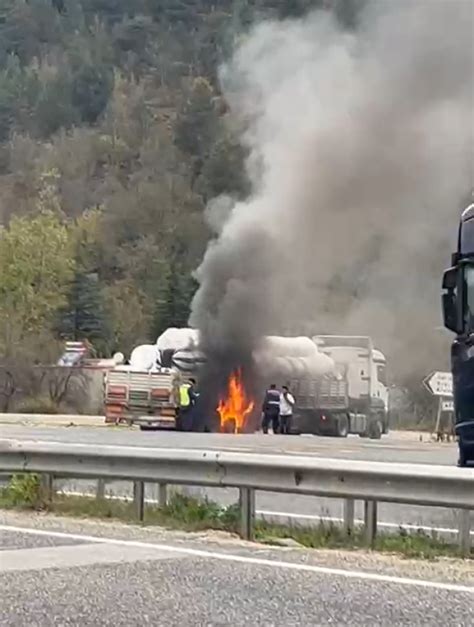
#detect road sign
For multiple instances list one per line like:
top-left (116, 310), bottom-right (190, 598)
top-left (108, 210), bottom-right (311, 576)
top-left (441, 400), bottom-right (454, 412)
top-left (423, 371), bottom-right (453, 397)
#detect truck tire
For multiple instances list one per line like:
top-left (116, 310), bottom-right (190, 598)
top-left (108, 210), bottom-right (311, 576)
top-left (335, 415), bottom-right (349, 438)
top-left (369, 419), bottom-right (382, 440)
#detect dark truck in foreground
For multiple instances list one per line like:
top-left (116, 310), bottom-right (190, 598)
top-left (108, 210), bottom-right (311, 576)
top-left (442, 196), bottom-right (474, 466)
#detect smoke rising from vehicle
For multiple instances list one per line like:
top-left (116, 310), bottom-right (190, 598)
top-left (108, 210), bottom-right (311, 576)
top-left (190, 0), bottom-right (473, 387)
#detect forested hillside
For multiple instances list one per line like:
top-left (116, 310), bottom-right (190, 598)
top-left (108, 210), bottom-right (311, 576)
top-left (0, 0), bottom-right (364, 366)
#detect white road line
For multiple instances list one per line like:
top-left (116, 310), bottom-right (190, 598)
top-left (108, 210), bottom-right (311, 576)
top-left (0, 524), bottom-right (472, 594)
top-left (257, 510), bottom-right (474, 538)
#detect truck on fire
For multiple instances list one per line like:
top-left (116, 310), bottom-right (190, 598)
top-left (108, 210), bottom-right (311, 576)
top-left (104, 329), bottom-right (388, 438)
top-left (442, 194), bottom-right (474, 466)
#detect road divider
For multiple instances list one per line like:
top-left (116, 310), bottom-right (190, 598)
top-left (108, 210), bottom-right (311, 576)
top-left (0, 438), bottom-right (472, 555)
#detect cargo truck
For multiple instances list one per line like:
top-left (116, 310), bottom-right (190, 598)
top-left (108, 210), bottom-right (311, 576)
top-left (288, 336), bottom-right (388, 438)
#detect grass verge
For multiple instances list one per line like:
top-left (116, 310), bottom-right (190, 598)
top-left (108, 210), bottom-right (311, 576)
top-left (0, 474), bottom-right (471, 560)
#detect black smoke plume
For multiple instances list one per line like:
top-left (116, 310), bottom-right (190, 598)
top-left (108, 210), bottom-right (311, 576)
top-left (190, 0), bottom-right (474, 420)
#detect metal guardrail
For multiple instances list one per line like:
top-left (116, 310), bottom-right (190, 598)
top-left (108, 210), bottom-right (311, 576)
top-left (0, 438), bottom-right (472, 555)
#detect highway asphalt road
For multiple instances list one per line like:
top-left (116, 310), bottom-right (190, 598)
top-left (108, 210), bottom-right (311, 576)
top-left (0, 511), bottom-right (472, 626)
top-left (0, 423), bottom-right (458, 464)
top-left (0, 424), bottom-right (466, 535)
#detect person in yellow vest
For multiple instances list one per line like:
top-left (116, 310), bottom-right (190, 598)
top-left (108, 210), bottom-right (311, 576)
top-left (178, 378), bottom-right (197, 431)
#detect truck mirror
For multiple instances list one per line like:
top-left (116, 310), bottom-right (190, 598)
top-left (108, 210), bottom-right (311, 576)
top-left (442, 292), bottom-right (461, 334)
top-left (442, 267), bottom-right (457, 290)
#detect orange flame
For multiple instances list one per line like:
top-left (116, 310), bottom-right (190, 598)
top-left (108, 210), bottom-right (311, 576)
top-left (217, 369), bottom-right (255, 434)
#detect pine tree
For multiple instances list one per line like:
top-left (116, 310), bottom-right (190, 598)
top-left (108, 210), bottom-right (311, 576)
top-left (58, 271), bottom-right (110, 350)
top-left (152, 261), bottom-right (197, 338)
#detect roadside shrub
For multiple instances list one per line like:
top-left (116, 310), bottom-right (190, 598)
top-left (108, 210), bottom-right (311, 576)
top-left (15, 396), bottom-right (59, 414)
top-left (1, 473), bottom-right (43, 507)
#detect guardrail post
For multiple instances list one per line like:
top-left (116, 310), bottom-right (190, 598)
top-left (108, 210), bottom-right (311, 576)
top-left (133, 481), bottom-right (145, 522)
top-left (458, 509), bottom-right (471, 557)
top-left (239, 487), bottom-right (255, 541)
top-left (40, 474), bottom-right (54, 503)
top-left (158, 482), bottom-right (168, 508)
top-left (364, 500), bottom-right (377, 546)
top-left (96, 479), bottom-right (106, 500)
top-left (343, 498), bottom-right (355, 535)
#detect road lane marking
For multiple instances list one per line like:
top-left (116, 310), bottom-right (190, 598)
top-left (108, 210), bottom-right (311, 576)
top-left (0, 542), bottom-right (182, 573)
top-left (0, 524), bottom-right (472, 594)
top-left (257, 510), bottom-right (474, 537)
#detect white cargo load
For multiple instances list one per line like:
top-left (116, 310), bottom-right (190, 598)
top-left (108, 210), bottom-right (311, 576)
top-left (129, 345), bottom-right (161, 371)
top-left (156, 327), bottom-right (200, 351)
top-left (253, 336), bottom-right (335, 379)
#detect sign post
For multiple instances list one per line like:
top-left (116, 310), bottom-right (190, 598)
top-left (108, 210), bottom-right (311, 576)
top-left (422, 371), bottom-right (453, 440)
top-left (422, 371), bottom-right (453, 397)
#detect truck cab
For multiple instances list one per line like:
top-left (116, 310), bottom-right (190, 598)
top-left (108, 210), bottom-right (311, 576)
top-left (317, 343), bottom-right (388, 413)
top-left (442, 199), bottom-right (474, 466)
top-left (315, 336), bottom-right (388, 434)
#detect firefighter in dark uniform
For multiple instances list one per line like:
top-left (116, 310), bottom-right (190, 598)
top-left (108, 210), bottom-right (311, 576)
top-left (261, 384), bottom-right (281, 434)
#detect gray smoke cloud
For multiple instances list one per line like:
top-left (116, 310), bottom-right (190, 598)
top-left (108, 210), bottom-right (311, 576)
top-left (190, 0), bottom-right (473, 384)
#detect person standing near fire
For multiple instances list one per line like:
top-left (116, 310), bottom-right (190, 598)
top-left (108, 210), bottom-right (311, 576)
top-left (178, 378), bottom-right (197, 431)
top-left (261, 383), bottom-right (281, 434)
top-left (279, 385), bottom-right (295, 435)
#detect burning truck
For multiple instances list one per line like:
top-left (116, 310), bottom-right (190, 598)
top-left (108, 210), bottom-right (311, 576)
top-left (104, 328), bottom-right (389, 439)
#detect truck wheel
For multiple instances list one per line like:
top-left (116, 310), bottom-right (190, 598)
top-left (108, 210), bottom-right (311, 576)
top-left (369, 420), bottom-right (382, 440)
top-left (335, 415), bottom-right (349, 438)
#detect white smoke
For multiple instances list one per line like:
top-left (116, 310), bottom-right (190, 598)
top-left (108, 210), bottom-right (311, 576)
top-left (190, 0), bottom-right (474, 381)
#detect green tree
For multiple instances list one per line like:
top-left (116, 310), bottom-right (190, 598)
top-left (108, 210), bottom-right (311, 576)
top-left (55, 205), bottom-right (110, 350)
top-left (0, 210), bottom-right (74, 336)
top-left (57, 270), bottom-right (109, 348)
top-left (0, 54), bottom-right (27, 141)
top-left (71, 63), bottom-right (114, 124)
top-left (174, 76), bottom-right (218, 160)
top-left (104, 279), bottom-right (152, 354)
top-left (0, 0), bottom-right (61, 65)
top-left (33, 70), bottom-right (78, 137)
top-left (198, 131), bottom-right (250, 201)
top-left (152, 255), bottom-right (197, 337)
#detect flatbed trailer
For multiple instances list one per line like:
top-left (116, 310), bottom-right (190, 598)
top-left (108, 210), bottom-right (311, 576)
top-left (104, 368), bottom-right (181, 429)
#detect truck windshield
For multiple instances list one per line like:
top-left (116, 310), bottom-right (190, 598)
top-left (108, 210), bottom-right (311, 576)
top-left (460, 214), bottom-right (474, 256)
top-left (376, 364), bottom-right (387, 385)
top-left (463, 265), bottom-right (474, 332)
